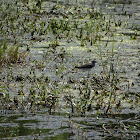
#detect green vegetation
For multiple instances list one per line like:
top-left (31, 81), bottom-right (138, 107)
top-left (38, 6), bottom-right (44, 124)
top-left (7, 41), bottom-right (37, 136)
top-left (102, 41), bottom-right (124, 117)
top-left (0, 0), bottom-right (139, 139)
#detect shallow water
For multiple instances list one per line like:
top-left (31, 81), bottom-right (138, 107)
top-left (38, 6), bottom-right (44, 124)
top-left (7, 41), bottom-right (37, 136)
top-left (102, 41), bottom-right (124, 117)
top-left (0, 108), bottom-right (139, 140)
top-left (0, 0), bottom-right (139, 139)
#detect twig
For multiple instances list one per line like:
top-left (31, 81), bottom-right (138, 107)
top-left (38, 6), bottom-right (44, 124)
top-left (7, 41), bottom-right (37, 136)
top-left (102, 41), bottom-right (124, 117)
top-left (102, 124), bottom-right (114, 136)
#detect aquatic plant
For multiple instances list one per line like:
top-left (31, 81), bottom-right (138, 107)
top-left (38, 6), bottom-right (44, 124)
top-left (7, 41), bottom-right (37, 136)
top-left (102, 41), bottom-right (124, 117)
top-left (0, 0), bottom-right (139, 139)
top-left (0, 41), bottom-right (7, 67)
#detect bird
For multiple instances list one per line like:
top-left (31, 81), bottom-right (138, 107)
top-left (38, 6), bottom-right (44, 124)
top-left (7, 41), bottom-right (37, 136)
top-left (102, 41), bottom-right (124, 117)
top-left (75, 60), bottom-right (97, 70)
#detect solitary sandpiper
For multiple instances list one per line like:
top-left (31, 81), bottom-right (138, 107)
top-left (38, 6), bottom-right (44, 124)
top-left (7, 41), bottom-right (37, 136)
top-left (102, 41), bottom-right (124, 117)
top-left (75, 60), bottom-right (97, 70)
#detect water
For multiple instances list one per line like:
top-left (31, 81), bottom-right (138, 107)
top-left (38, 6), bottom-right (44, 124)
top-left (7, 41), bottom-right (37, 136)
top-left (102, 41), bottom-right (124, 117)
top-left (0, 0), bottom-right (139, 139)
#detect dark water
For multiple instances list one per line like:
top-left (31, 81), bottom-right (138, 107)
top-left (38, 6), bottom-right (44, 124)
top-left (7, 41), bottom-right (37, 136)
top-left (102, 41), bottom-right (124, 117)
top-left (0, 109), bottom-right (139, 139)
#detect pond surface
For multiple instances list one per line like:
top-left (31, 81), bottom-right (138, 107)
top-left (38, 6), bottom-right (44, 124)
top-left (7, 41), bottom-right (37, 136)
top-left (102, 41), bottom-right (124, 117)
top-left (0, 0), bottom-right (139, 139)
top-left (0, 109), bottom-right (139, 139)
